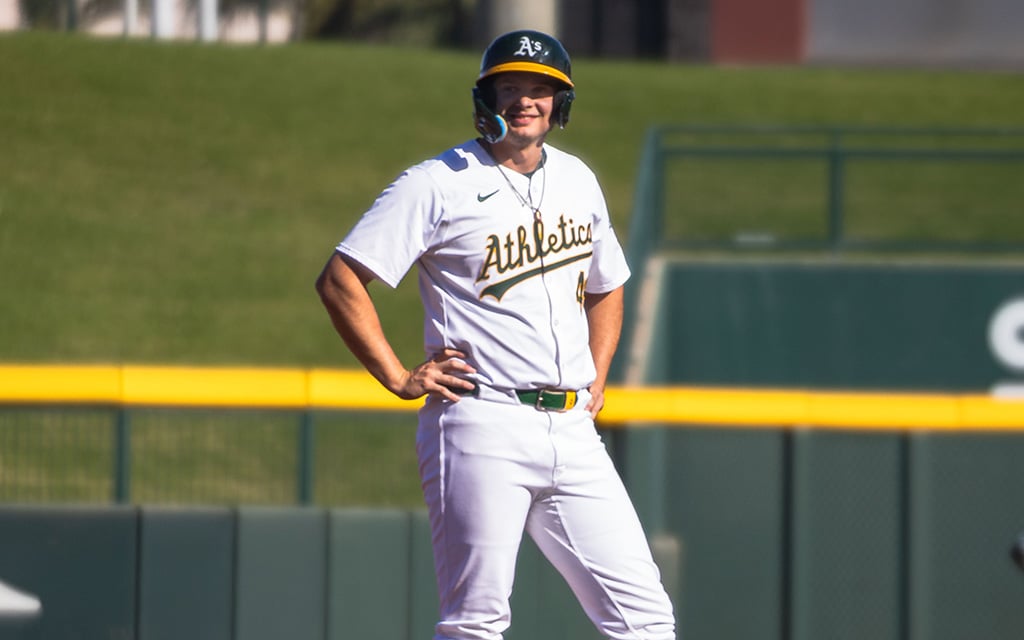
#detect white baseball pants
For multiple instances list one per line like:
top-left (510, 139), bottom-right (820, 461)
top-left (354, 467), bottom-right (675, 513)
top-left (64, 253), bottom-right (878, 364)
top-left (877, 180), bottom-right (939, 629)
top-left (417, 391), bottom-right (676, 640)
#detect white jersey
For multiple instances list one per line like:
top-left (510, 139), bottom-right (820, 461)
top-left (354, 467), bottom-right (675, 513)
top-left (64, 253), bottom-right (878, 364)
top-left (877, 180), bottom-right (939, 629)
top-left (336, 139), bottom-right (630, 391)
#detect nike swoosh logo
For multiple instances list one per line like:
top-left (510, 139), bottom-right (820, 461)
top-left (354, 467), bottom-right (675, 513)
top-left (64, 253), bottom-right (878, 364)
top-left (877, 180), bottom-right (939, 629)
top-left (477, 189), bottom-right (500, 202)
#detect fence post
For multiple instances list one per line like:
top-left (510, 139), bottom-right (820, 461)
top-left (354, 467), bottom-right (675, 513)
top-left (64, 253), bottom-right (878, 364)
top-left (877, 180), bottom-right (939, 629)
top-left (827, 130), bottom-right (846, 248)
top-left (113, 408), bottom-right (132, 503)
top-left (297, 411), bottom-right (315, 504)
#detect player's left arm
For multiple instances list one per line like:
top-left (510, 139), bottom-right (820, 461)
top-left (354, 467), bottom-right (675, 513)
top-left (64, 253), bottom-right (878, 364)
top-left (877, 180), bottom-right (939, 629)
top-left (583, 285), bottom-right (624, 419)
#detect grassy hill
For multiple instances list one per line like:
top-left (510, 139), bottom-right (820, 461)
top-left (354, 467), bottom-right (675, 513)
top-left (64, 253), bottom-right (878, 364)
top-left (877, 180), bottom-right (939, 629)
top-left (2, 32), bottom-right (1023, 368)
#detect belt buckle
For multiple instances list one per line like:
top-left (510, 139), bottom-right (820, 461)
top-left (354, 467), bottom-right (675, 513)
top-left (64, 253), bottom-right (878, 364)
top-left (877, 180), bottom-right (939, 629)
top-left (535, 389), bottom-right (572, 412)
top-left (535, 389), bottom-right (552, 411)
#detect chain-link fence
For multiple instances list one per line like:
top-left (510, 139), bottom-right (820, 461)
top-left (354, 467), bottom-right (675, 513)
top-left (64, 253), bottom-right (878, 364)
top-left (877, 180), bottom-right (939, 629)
top-left (0, 406), bottom-right (422, 507)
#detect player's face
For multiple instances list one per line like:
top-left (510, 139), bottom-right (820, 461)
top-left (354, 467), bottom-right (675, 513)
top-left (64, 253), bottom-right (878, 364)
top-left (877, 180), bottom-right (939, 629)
top-left (493, 72), bottom-right (557, 144)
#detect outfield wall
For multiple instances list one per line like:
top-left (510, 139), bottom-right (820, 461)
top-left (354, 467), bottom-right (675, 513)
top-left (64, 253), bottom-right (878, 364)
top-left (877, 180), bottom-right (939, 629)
top-left (615, 256), bottom-right (1024, 640)
top-left (1, 261), bottom-right (1023, 639)
top-left (0, 505), bottom-right (607, 640)
top-left (640, 257), bottom-right (1024, 392)
top-left (1, 431), bottom-right (1021, 640)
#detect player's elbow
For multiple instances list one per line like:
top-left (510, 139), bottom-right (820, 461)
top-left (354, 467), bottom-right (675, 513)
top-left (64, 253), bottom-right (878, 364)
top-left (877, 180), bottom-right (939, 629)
top-left (315, 257), bottom-right (343, 305)
top-left (315, 252), bottom-right (366, 309)
top-left (314, 266), bottom-right (330, 300)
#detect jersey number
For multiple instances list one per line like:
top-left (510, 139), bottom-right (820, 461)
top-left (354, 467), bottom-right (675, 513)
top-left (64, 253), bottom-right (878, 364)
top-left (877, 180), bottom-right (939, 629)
top-left (576, 272), bottom-right (587, 311)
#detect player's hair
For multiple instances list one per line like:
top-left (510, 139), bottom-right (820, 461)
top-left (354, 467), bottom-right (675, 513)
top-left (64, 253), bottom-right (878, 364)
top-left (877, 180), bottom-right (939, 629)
top-left (472, 30), bottom-right (575, 143)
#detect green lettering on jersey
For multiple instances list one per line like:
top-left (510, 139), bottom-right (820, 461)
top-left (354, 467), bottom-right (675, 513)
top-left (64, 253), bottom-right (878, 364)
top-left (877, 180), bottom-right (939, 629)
top-left (479, 252), bottom-right (593, 301)
top-left (476, 214), bottom-right (593, 298)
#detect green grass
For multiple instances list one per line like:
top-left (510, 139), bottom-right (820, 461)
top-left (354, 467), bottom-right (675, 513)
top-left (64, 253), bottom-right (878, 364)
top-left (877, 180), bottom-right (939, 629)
top-left (2, 32), bottom-right (1023, 368)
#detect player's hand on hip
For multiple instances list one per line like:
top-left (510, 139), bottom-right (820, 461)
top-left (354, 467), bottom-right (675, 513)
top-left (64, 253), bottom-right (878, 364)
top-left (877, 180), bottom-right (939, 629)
top-left (585, 386), bottom-right (605, 419)
top-left (399, 348), bottom-right (477, 402)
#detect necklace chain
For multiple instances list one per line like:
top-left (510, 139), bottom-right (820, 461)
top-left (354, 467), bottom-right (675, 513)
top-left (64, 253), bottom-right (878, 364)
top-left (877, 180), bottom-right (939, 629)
top-left (495, 159), bottom-right (546, 220)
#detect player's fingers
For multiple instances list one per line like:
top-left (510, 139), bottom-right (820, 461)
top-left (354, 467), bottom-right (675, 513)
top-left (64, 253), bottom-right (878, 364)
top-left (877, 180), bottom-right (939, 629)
top-left (431, 385), bottom-right (463, 402)
top-left (404, 362), bottom-right (448, 397)
top-left (421, 361), bottom-right (474, 385)
top-left (442, 375), bottom-right (478, 394)
top-left (426, 375), bottom-right (474, 402)
top-left (585, 389), bottom-right (605, 419)
top-left (410, 354), bottom-right (477, 401)
top-left (411, 365), bottom-right (471, 402)
top-left (432, 349), bottom-right (477, 375)
top-left (402, 375), bottom-right (459, 402)
top-left (443, 361), bottom-right (477, 377)
top-left (432, 348), bottom-right (467, 362)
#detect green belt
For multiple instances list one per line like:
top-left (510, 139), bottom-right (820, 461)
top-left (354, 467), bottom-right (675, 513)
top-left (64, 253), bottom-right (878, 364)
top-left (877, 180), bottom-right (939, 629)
top-left (515, 389), bottom-right (579, 412)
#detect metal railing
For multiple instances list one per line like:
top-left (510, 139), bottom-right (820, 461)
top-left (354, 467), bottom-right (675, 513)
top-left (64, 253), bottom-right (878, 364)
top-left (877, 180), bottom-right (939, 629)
top-left (627, 125), bottom-right (1024, 264)
top-left (616, 124), bottom-right (1024, 383)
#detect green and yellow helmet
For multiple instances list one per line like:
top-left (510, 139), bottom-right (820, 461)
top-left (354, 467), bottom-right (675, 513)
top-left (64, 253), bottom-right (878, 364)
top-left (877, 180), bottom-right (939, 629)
top-left (472, 30), bottom-right (576, 143)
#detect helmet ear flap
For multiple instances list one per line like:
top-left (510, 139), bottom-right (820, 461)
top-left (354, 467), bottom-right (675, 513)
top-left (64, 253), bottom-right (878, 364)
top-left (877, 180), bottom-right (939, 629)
top-left (472, 85), bottom-right (507, 143)
top-left (553, 88), bottom-right (575, 129)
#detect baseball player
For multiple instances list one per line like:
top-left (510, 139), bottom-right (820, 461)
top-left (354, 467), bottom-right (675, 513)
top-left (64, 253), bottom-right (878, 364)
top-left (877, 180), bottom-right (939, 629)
top-left (316, 30), bottom-right (675, 640)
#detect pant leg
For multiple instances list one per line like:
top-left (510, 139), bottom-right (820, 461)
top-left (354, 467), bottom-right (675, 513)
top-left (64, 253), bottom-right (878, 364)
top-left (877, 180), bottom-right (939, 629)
top-left (524, 409), bottom-right (676, 640)
top-left (417, 397), bottom-right (547, 640)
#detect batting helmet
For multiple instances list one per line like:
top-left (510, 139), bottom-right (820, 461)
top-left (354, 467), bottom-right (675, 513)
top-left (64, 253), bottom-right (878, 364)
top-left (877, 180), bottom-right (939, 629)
top-left (473, 30), bottom-right (576, 143)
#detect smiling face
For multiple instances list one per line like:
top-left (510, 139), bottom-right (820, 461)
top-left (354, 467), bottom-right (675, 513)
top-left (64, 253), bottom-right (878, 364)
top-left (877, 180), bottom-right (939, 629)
top-left (491, 72), bottom-right (558, 148)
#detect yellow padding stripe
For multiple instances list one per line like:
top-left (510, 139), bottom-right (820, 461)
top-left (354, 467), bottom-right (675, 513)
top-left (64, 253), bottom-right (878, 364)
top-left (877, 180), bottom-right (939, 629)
top-left (0, 365), bottom-right (1022, 430)
top-left (307, 369), bottom-right (411, 411)
top-left (0, 365), bottom-right (123, 403)
top-left (0, 365), bottom-right (411, 411)
top-left (122, 366), bottom-right (309, 408)
top-left (601, 387), bottom-right (1024, 431)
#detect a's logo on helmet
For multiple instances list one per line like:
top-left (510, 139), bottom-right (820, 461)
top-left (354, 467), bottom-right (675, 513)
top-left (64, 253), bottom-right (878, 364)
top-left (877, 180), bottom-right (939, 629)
top-left (515, 36), bottom-right (543, 58)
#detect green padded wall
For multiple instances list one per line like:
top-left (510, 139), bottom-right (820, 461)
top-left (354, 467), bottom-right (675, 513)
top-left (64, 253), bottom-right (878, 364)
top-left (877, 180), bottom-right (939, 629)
top-left (408, 509), bottom-right (441, 638)
top-left (234, 507), bottom-right (327, 640)
top-left (659, 428), bottom-right (788, 640)
top-left (137, 507), bottom-right (234, 640)
top-left (621, 258), bottom-right (1024, 640)
top-left (908, 434), bottom-right (1024, 640)
top-left (327, 509), bottom-right (610, 640)
top-left (790, 431), bottom-right (905, 640)
top-left (662, 260), bottom-right (1022, 390)
top-left (0, 506), bottom-right (137, 640)
top-left (327, 508), bottom-right (412, 640)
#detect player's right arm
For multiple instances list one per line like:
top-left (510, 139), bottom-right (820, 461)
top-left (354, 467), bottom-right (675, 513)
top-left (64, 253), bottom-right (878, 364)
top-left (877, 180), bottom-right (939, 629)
top-left (315, 251), bottom-right (475, 402)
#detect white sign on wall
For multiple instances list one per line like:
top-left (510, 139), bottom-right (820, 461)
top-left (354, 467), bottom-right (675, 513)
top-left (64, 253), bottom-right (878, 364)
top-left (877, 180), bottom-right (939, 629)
top-left (989, 297), bottom-right (1024, 397)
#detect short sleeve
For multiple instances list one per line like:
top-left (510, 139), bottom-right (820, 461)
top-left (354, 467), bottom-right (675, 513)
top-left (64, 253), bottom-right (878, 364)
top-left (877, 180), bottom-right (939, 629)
top-left (585, 179), bottom-right (631, 293)
top-left (335, 167), bottom-right (445, 289)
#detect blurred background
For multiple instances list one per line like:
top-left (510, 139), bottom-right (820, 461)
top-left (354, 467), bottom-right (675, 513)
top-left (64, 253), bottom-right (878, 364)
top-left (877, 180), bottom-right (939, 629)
top-left (5, 0), bottom-right (1024, 65)
top-left (1, 1), bottom-right (1023, 639)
